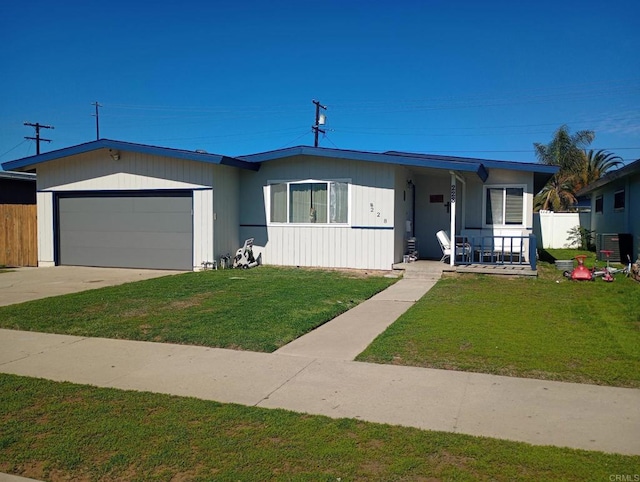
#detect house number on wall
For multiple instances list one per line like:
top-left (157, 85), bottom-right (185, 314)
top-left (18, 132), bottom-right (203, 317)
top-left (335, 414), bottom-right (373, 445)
top-left (450, 185), bottom-right (456, 203)
top-left (370, 202), bottom-right (386, 222)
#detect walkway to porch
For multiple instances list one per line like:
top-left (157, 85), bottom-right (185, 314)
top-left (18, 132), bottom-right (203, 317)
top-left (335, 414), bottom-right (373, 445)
top-left (393, 259), bottom-right (537, 278)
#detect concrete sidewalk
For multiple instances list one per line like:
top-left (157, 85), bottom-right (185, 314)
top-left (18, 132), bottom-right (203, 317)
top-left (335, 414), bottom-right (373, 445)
top-left (1, 328), bottom-right (639, 456)
top-left (1, 264), bottom-right (639, 458)
top-left (275, 278), bottom-right (437, 360)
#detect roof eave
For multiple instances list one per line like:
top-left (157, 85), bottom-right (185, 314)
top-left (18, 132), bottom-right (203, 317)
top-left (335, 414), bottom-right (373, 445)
top-left (240, 145), bottom-right (489, 180)
top-left (1, 139), bottom-right (258, 172)
top-left (576, 159), bottom-right (640, 196)
top-left (0, 170), bottom-right (37, 181)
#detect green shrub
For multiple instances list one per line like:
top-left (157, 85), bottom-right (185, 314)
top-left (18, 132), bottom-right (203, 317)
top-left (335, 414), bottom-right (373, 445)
top-left (566, 225), bottom-right (594, 250)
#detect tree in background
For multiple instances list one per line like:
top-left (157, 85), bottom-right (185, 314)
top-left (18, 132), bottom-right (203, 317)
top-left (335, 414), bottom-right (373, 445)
top-left (572, 149), bottom-right (623, 192)
top-left (535, 170), bottom-right (577, 211)
top-left (534, 125), bottom-right (595, 171)
top-left (534, 125), bottom-right (621, 211)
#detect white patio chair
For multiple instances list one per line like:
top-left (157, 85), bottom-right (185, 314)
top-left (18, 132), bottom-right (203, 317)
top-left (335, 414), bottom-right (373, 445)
top-left (436, 230), bottom-right (471, 263)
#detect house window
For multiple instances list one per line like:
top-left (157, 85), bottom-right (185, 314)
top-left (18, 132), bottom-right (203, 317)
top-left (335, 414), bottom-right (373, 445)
top-left (485, 186), bottom-right (524, 226)
top-left (614, 189), bottom-right (625, 210)
top-left (270, 180), bottom-right (349, 224)
top-left (595, 195), bottom-right (603, 213)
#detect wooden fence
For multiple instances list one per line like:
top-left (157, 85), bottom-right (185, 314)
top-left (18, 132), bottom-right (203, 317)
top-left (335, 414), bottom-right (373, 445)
top-left (1, 204), bottom-right (37, 267)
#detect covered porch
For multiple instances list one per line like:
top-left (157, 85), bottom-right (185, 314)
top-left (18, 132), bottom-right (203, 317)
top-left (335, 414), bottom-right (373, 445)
top-left (396, 153), bottom-right (555, 273)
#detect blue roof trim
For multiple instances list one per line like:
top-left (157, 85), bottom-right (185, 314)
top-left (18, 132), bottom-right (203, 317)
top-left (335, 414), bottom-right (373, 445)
top-left (1, 139), bottom-right (259, 172)
top-left (384, 151), bottom-right (559, 175)
top-left (240, 146), bottom-right (490, 181)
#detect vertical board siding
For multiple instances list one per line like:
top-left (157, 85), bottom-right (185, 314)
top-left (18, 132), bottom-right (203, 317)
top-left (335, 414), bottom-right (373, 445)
top-left (252, 225), bottom-right (395, 270)
top-left (36, 192), bottom-right (54, 266)
top-left (238, 156), bottom-right (398, 270)
top-left (394, 167), bottom-right (409, 262)
top-left (34, 151), bottom-right (234, 271)
top-left (212, 166), bottom-right (240, 261)
top-left (0, 204), bottom-right (37, 267)
top-left (193, 189), bottom-right (214, 269)
top-left (37, 151), bottom-right (218, 191)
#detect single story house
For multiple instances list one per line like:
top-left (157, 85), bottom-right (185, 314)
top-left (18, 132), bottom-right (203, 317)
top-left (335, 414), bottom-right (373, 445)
top-left (1, 139), bottom-right (557, 271)
top-left (576, 158), bottom-right (640, 262)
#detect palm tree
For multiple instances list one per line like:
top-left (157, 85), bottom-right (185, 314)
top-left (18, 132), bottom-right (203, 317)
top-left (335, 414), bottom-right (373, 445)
top-left (534, 125), bottom-right (595, 211)
top-left (534, 171), bottom-right (577, 211)
top-left (572, 149), bottom-right (623, 192)
top-left (534, 125), bottom-right (595, 170)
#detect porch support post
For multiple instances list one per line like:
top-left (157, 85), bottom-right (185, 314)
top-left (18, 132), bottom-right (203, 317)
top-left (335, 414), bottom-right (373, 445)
top-left (449, 172), bottom-right (457, 267)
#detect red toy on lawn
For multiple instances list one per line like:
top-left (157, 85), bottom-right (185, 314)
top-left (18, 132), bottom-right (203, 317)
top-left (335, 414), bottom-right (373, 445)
top-left (570, 255), bottom-right (593, 281)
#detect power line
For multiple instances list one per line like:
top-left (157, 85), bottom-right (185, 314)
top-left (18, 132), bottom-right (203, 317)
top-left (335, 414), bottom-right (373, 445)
top-left (277, 130), bottom-right (311, 150)
top-left (0, 140), bottom-right (29, 160)
top-left (323, 134), bottom-right (339, 149)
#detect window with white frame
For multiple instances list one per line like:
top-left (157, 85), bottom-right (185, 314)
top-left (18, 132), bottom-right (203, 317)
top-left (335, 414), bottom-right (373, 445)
top-left (484, 186), bottom-right (524, 226)
top-left (269, 180), bottom-right (349, 224)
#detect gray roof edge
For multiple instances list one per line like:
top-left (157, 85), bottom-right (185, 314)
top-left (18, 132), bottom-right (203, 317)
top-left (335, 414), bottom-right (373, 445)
top-left (1, 139), bottom-right (258, 172)
top-left (0, 170), bottom-right (37, 181)
top-left (576, 158), bottom-right (640, 196)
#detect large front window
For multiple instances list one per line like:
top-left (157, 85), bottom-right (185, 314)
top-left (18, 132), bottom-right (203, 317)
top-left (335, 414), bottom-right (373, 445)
top-left (485, 186), bottom-right (524, 226)
top-left (270, 180), bottom-right (349, 224)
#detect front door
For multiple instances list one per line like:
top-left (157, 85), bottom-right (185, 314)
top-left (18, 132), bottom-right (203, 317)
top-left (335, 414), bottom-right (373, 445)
top-left (413, 173), bottom-right (452, 259)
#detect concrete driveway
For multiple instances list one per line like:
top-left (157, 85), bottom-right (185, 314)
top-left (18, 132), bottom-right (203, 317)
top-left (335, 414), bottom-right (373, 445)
top-left (0, 266), bottom-right (182, 307)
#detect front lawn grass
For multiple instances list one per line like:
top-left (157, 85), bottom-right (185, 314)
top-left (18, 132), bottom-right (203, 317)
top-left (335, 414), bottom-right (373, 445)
top-left (358, 261), bottom-right (640, 387)
top-left (1, 374), bottom-right (637, 481)
top-left (543, 248), bottom-right (596, 263)
top-left (0, 267), bottom-right (395, 352)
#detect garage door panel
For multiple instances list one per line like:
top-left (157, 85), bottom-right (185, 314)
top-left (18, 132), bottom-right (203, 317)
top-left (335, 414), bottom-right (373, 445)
top-left (61, 197), bottom-right (134, 213)
top-left (66, 246), bottom-right (192, 270)
top-left (57, 194), bottom-right (193, 270)
top-left (60, 211), bottom-right (192, 233)
top-left (133, 197), bottom-right (192, 213)
top-left (60, 230), bottom-right (192, 250)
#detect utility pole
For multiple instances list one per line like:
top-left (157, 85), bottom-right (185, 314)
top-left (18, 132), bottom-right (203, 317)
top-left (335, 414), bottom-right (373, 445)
top-left (91, 101), bottom-right (102, 140)
top-left (311, 99), bottom-right (327, 147)
top-left (24, 122), bottom-right (54, 155)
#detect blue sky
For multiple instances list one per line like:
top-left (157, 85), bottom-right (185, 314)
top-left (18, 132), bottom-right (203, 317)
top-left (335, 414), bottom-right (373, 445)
top-left (1, 0), bottom-right (639, 166)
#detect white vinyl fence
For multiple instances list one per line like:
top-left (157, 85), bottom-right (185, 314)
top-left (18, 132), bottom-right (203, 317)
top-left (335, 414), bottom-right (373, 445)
top-left (533, 210), bottom-right (591, 249)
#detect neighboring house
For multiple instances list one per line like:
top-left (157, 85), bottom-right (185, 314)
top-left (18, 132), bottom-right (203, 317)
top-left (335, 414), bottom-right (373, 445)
top-left (1, 139), bottom-right (557, 271)
top-left (576, 158), bottom-right (640, 261)
top-left (0, 171), bottom-right (37, 267)
top-left (0, 170), bottom-right (36, 204)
